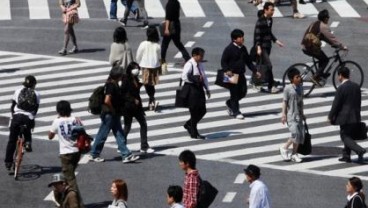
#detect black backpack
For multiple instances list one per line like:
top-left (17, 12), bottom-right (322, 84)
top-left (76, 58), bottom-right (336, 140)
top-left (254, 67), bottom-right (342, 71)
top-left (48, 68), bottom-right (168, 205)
top-left (197, 178), bottom-right (218, 208)
top-left (17, 87), bottom-right (38, 112)
top-left (88, 86), bottom-right (105, 115)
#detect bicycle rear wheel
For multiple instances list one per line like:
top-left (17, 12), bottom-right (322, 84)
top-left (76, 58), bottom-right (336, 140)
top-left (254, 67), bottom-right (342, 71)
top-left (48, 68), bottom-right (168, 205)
top-left (282, 63), bottom-right (315, 97)
top-left (14, 139), bottom-right (24, 180)
top-left (332, 61), bottom-right (364, 89)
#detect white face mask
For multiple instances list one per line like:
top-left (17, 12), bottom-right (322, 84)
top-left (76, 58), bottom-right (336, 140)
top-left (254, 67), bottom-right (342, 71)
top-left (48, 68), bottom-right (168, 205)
top-left (131, 69), bottom-right (139, 76)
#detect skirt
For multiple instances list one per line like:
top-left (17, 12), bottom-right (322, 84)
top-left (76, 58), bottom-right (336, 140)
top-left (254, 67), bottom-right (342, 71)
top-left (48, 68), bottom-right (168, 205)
top-left (142, 67), bottom-right (160, 85)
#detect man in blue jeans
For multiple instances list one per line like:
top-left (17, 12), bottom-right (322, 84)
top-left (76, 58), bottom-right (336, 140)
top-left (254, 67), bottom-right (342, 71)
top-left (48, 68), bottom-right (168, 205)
top-left (109, 0), bottom-right (139, 20)
top-left (88, 66), bottom-right (139, 163)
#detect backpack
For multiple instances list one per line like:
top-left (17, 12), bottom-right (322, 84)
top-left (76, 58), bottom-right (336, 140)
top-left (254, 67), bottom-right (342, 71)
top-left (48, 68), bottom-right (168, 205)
top-left (71, 125), bottom-right (93, 154)
top-left (197, 178), bottom-right (218, 208)
top-left (88, 86), bottom-right (105, 115)
top-left (302, 21), bottom-right (321, 54)
top-left (17, 87), bottom-right (38, 112)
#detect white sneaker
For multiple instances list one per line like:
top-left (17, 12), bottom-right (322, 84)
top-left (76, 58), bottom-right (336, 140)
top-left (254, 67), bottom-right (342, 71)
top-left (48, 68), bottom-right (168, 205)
top-left (270, 86), bottom-right (280, 94)
top-left (236, 114), bottom-right (244, 120)
top-left (122, 154), bottom-right (140, 163)
top-left (279, 147), bottom-right (290, 161)
top-left (291, 154), bottom-right (302, 163)
top-left (140, 148), bottom-right (155, 154)
top-left (87, 155), bottom-right (105, 162)
top-left (293, 12), bottom-right (305, 19)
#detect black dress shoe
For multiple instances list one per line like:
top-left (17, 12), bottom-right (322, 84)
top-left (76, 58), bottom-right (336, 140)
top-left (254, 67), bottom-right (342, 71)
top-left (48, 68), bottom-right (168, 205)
top-left (184, 123), bottom-right (192, 136)
top-left (299, 0), bottom-right (306, 4)
top-left (357, 150), bottom-right (366, 163)
top-left (338, 157), bottom-right (352, 163)
top-left (191, 134), bottom-right (205, 140)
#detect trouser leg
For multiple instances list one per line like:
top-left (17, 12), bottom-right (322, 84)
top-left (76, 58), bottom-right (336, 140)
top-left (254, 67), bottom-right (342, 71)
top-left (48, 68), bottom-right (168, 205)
top-left (261, 48), bottom-right (274, 90)
top-left (90, 114), bottom-right (112, 157)
top-left (135, 111), bottom-right (149, 149)
top-left (171, 29), bottom-right (190, 62)
top-left (189, 106), bottom-right (206, 135)
top-left (144, 84), bottom-right (155, 104)
top-left (123, 114), bottom-right (133, 143)
top-left (340, 124), bottom-right (366, 158)
top-left (135, 0), bottom-right (148, 22)
top-left (111, 115), bottom-right (131, 158)
top-left (161, 36), bottom-right (171, 62)
top-left (123, 0), bottom-right (134, 22)
top-left (110, 0), bottom-right (118, 18)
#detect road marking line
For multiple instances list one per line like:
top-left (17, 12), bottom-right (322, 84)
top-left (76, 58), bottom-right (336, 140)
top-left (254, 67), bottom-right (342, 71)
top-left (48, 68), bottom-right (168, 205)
top-left (28, 0), bottom-right (50, 19)
top-left (146, 0), bottom-right (165, 18)
top-left (297, 3), bottom-right (319, 17)
top-left (78, 0), bottom-right (90, 19)
top-left (234, 173), bottom-right (244, 184)
top-left (184, 41), bottom-right (195, 47)
top-left (365, 0), bottom-right (368, 6)
top-left (328, 0), bottom-right (360, 18)
top-left (102, 0), bottom-right (110, 18)
top-left (203, 21), bottom-right (214, 28)
top-left (0, 0), bottom-right (11, 20)
top-left (178, 0), bottom-right (205, 17)
top-left (79, 154), bottom-right (90, 164)
top-left (222, 192), bottom-right (237, 203)
top-left (174, 52), bottom-right (182, 59)
top-left (330, 21), bottom-right (340, 28)
top-left (194, 31), bottom-right (205, 38)
top-left (215, 0), bottom-right (244, 17)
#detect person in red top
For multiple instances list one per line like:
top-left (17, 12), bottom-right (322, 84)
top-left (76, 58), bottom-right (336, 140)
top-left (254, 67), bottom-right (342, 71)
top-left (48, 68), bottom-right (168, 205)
top-left (179, 150), bottom-right (200, 208)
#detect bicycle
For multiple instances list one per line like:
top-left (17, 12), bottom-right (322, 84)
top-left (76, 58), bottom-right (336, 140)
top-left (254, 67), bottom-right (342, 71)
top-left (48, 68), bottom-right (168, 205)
top-left (282, 48), bottom-right (364, 97)
top-left (13, 125), bottom-right (27, 180)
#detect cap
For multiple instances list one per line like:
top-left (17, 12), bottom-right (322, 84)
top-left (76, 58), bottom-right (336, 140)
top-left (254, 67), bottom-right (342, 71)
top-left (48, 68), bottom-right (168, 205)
top-left (48, 173), bottom-right (66, 187)
top-left (23, 75), bottom-right (37, 87)
top-left (244, 164), bottom-right (261, 178)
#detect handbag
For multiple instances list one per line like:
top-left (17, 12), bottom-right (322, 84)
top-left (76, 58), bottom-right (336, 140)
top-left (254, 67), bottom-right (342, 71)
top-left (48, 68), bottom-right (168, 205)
top-left (175, 79), bottom-right (189, 108)
top-left (159, 21), bottom-right (176, 36)
top-left (297, 119), bottom-right (312, 155)
top-left (215, 69), bottom-right (238, 89)
top-left (197, 178), bottom-right (218, 208)
top-left (65, 9), bottom-right (79, 24)
top-left (251, 56), bottom-right (268, 86)
top-left (353, 122), bottom-right (368, 140)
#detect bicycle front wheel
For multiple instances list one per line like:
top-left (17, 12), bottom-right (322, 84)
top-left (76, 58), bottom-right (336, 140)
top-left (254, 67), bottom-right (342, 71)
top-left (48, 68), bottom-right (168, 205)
top-left (332, 61), bottom-right (364, 89)
top-left (282, 63), bottom-right (315, 97)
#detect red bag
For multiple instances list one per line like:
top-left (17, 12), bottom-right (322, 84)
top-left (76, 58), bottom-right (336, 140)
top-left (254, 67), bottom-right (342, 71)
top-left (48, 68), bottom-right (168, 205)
top-left (76, 133), bottom-right (93, 154)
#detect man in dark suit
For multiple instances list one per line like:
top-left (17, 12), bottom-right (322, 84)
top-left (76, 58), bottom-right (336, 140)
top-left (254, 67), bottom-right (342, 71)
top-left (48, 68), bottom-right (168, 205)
top-left (328, 67), bottom-right (366, 163)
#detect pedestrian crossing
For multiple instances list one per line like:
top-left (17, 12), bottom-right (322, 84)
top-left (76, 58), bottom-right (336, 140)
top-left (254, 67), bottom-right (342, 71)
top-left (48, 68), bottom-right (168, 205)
top-left (0, 51), bottom-right (368, 180)
top-left (0, 0), bottom-right (366, 21)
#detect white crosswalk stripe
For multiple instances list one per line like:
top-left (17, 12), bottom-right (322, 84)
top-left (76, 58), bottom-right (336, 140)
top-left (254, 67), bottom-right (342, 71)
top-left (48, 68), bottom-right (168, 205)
top-left (0, 0), bottom-right (365, 20)
top-left (0, 51), bottom-right (368, 181)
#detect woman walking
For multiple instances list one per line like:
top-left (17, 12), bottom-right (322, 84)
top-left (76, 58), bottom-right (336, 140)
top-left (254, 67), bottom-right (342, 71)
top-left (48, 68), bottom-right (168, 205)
top-left (109, 27), bottom-right (134, 74)
top-left (58, 0), bottom-right (80, 56)
top-left (136, 26), bottom-right (161, 111)
top-left (121, 62), bottom-right (154, 154)
top-left (345, 177), bottom-right (367, 208)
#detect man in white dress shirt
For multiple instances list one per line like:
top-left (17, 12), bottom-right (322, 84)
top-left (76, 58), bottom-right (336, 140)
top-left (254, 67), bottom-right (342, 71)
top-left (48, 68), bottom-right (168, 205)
top-left (244, 164), bottom-right (271, 208)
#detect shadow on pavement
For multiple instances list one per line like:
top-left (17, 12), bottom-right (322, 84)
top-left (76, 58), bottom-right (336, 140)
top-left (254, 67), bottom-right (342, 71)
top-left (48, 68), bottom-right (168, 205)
top-left (77, 48), bottom-right (105, 54)
top-left (12, 165), bottom-right (62, 182)
top-left (0, 68), bottom-right (20, 73)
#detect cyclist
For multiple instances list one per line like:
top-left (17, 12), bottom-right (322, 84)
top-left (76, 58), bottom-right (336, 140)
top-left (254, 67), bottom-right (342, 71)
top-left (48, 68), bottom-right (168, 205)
top-left (4, 75), bottom-right (40, 170)
top-left (301, 9), bottom-right (347, 85)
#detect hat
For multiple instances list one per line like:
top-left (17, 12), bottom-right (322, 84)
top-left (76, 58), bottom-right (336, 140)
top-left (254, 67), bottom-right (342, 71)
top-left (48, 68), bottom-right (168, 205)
top-left (244, 164), bottom-right (261, 178)
top-left (23, 75), bottom-right (37, 87)
top-left (48, 173), bottom-right (66, 187)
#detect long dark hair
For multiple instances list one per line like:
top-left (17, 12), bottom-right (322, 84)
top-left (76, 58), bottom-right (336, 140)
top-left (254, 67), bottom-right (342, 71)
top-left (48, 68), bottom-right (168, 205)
top-left (349, 177), bottom-right (366, 205)
top-left (146, 26), bottom-right (160, 43)
top-left (113, 27), bottom-right (128, 44)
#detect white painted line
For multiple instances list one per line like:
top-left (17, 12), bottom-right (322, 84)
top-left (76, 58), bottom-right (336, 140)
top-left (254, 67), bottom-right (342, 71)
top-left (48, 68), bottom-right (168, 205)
top-left (184, 41), bottom-right (195, 48)
top-left (28, 0), bottom-right (50, 19)
top-left (222, 192), bottom-right (236, 203)
top-left (103, 0), bottom-right (110, 18)
top-left (297, 3), bottom-right (319, 17)
top-left (174, 52), bottom-right (182, 59)
top-left (234, 173), bottom-right (245, 184)
top-left (203, 21), bottom-right (214, 28)
top-left (0, 0), bottom-right (11, 20)
top-left (79, 154), bottom-right (90, 164)
top-left (328, 0), bottom-right (360, 18)
top-left (178, 0), bottom-right (205, 17)
top-left (194, 31), bottom-right (205, 38)
top-left (215, 0), bottom-right (244, 17)
top-left (78, 0), bottom-right (90, 19)
top-left (146, 0), bottom-right (165, 18)
top-left (365, 0), bottom-right (368, 6)
top-left (330, 21), bottom-right (340, 28)
top-left (326, 161), bottom-right (368, 176)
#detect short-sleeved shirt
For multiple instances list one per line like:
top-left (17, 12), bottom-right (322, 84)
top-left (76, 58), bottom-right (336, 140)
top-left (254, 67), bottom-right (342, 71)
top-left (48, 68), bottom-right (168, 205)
top-left (12, 87), bottom-right (41, 120)
top-left (283, 84), bottom-right (303, 122)
top-left (50, 117), bottom-right (81, 154)
top-left (104, 82), bottom-right (122, 114)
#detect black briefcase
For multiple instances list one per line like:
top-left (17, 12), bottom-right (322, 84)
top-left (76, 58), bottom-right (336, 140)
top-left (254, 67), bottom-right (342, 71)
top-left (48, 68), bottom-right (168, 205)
top-left (353, 122), bottom-right (368, 140)
top-left (297, 119), bottom-right (312, 155)
top-left (175, 79), bottom-right (189, 108)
